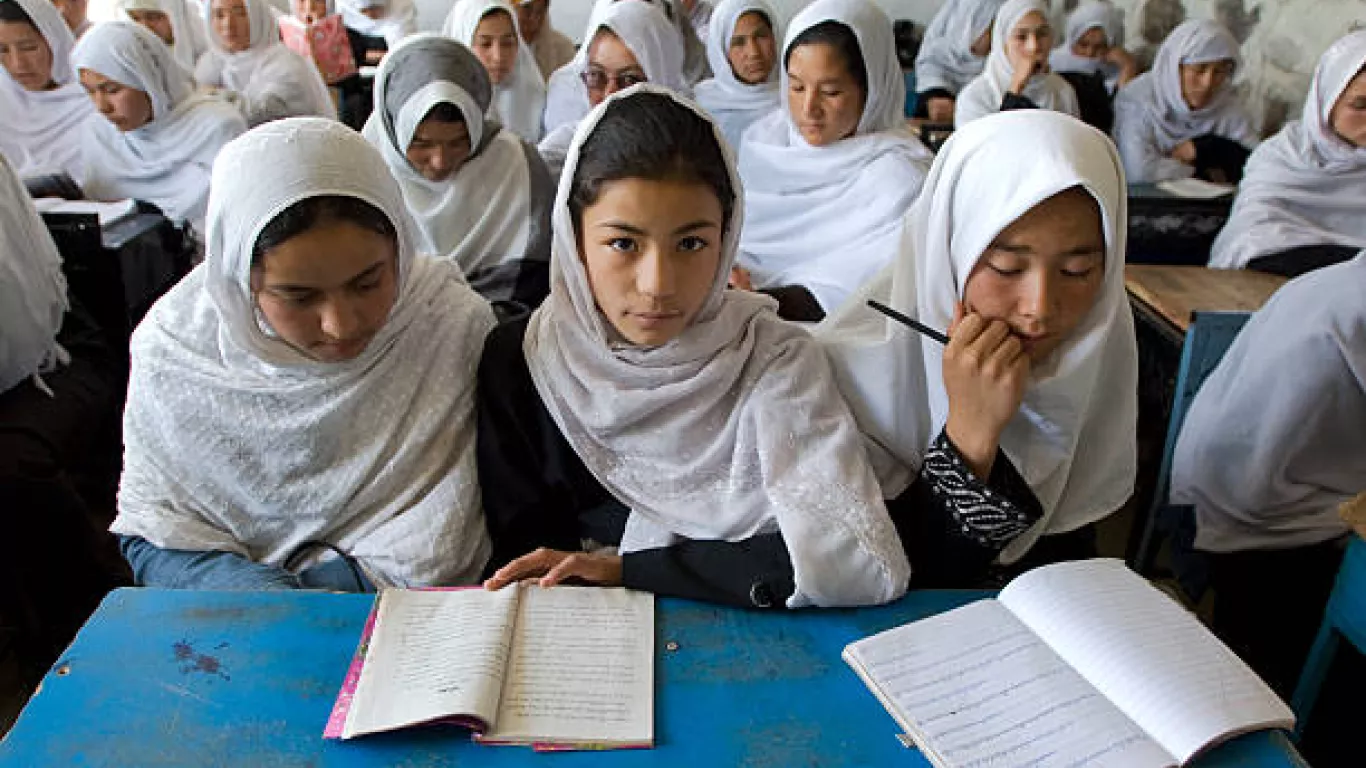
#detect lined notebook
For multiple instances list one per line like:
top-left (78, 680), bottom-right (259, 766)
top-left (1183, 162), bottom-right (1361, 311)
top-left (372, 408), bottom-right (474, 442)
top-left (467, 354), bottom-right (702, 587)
top-left (324, 585), bottom-right (654, 749)
top-left (843, 559), bottom-right (1293, 768)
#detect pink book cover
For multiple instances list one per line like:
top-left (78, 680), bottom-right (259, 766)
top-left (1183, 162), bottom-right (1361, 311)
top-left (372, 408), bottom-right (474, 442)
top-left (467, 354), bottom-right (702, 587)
top-left (279, 14), bottom-right (357, 85)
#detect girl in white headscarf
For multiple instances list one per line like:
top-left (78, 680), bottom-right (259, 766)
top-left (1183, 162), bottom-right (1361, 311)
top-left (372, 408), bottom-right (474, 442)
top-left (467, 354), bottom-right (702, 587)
top-left (364, 34), bottom-right (553, 306)
top-left (113, 117), bottom-right (496, 591)
top-left (72, 21), bottom-right (246, 230)
top-left (692, 0), bottom-right (780, 151)
top-left (337, 0), bottom-right (413, 49)
top-left (117, 0), bottom-right (212, 75)
top-left (0, 0), bottom-right (99, 180)
top-left (1048, 0), bottom-right (1136, 93)
top-left (818, 110), bottom-right (1138, 569)
top-left (443, 0), bottom-right (547, 143)
top-left (911, 0), bottom-right (1004, 123)
top-left (1113, 19), bottom-right (1257, 184)
top-left (537, 0), bottom-right (688, 177)
top-left (736, 0), bottom-right (932, 320)
top-left (1210, 31), bottom-right (1366, 277)
top-left (478, 85), bottom-right (911, 608)
top-left (955, 0), bottom-right (1079, 126)
top-left (198, 0), bottom-right (337, 126)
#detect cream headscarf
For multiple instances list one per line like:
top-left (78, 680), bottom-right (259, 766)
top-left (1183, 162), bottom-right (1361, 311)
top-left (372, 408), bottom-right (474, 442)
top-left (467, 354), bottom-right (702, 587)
top-left (1048, 0), bottom-right (1124, 87)
top-left (912, 0), bottom-right (1005, 95)
top-left (0, 153), bottom-right (69, 395)
top-left (112, 117), bottom-right (496, 587)
top-left (692, 0), bottom-right (781, 152)
top-left (817, 110), bottom-right (1137, 564)
top-left (116, 0), bottom-right (212, 74)
top-left (525, 84), bottom-right (909, 608)
top-left (954, 0), bottom-right (1080, 125)
top-left (443, 0), bottom-right (547, 143)
top-left (337, 0), bottom-right (414, 46)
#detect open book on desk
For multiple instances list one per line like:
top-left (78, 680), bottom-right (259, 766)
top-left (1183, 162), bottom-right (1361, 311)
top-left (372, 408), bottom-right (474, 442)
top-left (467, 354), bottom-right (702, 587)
top-left (325, 584), bottom-right (654, 749)
top-left (33, 198), bottom-right (138, 227)
top-left (844, 559), bottom-right (1293, 768)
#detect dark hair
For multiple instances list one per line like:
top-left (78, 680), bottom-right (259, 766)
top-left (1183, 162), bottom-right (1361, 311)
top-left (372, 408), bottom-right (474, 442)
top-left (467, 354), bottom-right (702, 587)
top-left (569, 91), bottom-right (734, 235)
top-left (785, 21), bottom-right (868, 97)
top-left (0, 2), bottom-right (37, 26)
top-left (422, 101), bottom-right (466, 125)
top-left (252, 195), bottom-right (397, 266)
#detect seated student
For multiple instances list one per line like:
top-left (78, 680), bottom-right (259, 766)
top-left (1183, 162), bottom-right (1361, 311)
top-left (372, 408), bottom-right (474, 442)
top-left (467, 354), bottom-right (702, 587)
top-left (444, 0), bottom-right (547, 143)
top-left (117, 0), bottom-right (212, 75)
top-left (1210, 31), bottom-right (1366, 278)
top-left (954, 0), bottom-right (1081, 127)
top-left (198, 0), bottom-right (337, 126)
top-left (538, 0), bottom-right (687, 178)
top-left (737, 0), bottom-right (932, 321)
top-left (819, 110), bottom-right (1139, 574)
top-left (337, 0), bottom-right (412, 64)
top-left (911, 0), bottom-right (1004, 123)
top-left (113, 118), bottom-right (496, 591)
top-left (478, 86), bottom-right (913, 607)
top-left (692, 0), bottom-right (780, 151)
top-left (72, 22), bottom-right (246, 232)
top-left (1171, 252), bottom-right (1366, 697)
top-left (0, 0), bottom-right (98, 180)
top-left (48, 0), bottom-right (88, 38)
top-left (364, 35), bottom-right (553, 309)
top-left (515, 0), bottom-right (574, 80)
top-left (1113, 19), bottom-right (1257, 184)
top-left (282, 0), bottom-right (369, 129)
top-left (681, 0), bottom-right (710, 42)
top-left (1048, 0), bottom-right (1137, 94)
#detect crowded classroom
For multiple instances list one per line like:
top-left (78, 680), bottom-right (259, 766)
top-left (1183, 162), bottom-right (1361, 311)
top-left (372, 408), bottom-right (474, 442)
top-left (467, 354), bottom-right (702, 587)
top-left (0, 0), bottom-right (1363, 764)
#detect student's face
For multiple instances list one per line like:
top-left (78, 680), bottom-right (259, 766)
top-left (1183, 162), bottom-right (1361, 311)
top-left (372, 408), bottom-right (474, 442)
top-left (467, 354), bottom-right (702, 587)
top-left (1179, 59), bottom-right (1234, 111)
top-left (127, 10), bottom-right (176, 46)
top-left (970, 25), bottom-right (991, 57)
top-left (515, 0), bottom-right (546, 42)
top-left (405, 115), bottom-right (472, 182)
top-left (251, 219), bottom-right (399, 363)
top-left (0, 21), bottom-right (54, 91)
top-left (962, 188), bottom-right (1106, 364)
top-left (472, 10), bottom-right (519, 85)
top-left (1329, 68), bottom-right (1366, 148)
top-left (727, 11), bottom-right (775, 86)
top-left (292, 0), bottom-right (329, 23)
top-left (1072, 27), bottom-right (1108, 59)
top-left (212, 0), bottom-right (252, 52)
top-left (577, 177), bottom-right (725, 347)
top-left (80, 68), bottom-right (154, 130)
top-left (585, 29), bottom-right (645, 107)
top-left (1006, 11), bottom-right (1053, 72)
top-left (786, 42), bottom-right (865, 147)
top-left (49, 0), bottom-right (87, 31)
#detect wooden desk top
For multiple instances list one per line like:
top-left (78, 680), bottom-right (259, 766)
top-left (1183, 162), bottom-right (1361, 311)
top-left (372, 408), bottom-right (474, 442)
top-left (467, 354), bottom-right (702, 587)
top-left (1125, 265), bottom-right (1288, 332)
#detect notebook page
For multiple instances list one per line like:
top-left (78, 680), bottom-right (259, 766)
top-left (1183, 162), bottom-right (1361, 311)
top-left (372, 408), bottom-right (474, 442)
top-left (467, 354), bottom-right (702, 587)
top-left (343, 587), bottom-right (520, 738)
top-left (1000, 559), bottom-right (1294, 763)
top-left (843, 600), bottom-right (1172, 768)
top-left (485, 586), bottom-right (654, 746)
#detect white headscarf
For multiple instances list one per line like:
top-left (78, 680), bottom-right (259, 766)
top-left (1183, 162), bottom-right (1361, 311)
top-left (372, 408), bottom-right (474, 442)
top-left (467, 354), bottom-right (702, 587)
top-left (1210, 31), bottom-right (1366, 269)
top-left (912, 0), bottom-right (1005, 95)
top-left (0, 0), bottom-right (99, 180)
top-left (1048, 0), bottom-right (1123, 87)
top-left (954, 0), bottom-right (1079, 125)
top-left (72, 21), bottom-right (247, 227)
top-left (526, 84), bottom-right (909, 608)
top-left (363, 34), bottom-right (545, 282)
top-left (116, 0), bottom-right (212, 74)
top-left (443, 0), bottom-right (547, 143)
top-left (692, 0), bottom-right (781, 152)
top-left (337, 0), bottom-right (414, 46)
top-left (112, 117), bottom-right (496, 587)
top-left (736, 0), bottom-right (932, 315)
top-left (817, 111), bottom-right (1137, 564)
top-left (1173, 252), bottom-right (1366, 553)
top-left (1112, 19), bottom-right (1257, 184)
top-left (196, 0), bottom-right (337, 125)
top-left (0, 153), bottom-right (70, 395)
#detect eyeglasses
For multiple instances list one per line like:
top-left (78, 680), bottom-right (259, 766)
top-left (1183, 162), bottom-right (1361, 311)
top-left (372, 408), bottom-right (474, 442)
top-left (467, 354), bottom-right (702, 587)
top-left (581, 69), bottom-right (647, 92)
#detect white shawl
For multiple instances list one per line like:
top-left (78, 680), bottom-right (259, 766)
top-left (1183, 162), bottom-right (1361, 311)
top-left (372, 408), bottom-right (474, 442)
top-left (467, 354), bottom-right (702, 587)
top-left (817, 110), bottom-right (1137, 564)
top-left (1113, 19), bottom-right (1258, 184)
top-left (0, 153), bottom-right (69, 394)
top-left (71, 21), bottom-right (247, 227)
top-left (337, 0), bottom-right (414, 46)
top-left (955, 0), bottom-right (1079, 126)
top-left (736, 0), bottom-right (932, 315)
top-left (0, 0), bottom-right (99, 180)
top-left (196, 0), bottom-right (337, 126)
top-left (526, 84), bottom-right (909, 608)
top-left (1210, 31), bottom-right (1366, 270)
top-left (692, 0), bottom-right (781, 152)
top-left (912, 0), bottom-right (1004, 95)
top-left (116, 0), bottom-right (212, 75)
top-left (113, 117), bottom-right (496, 587)
top-left (363, 34), bottom-right (543, 281)
top-left (1173, 252), bottom-right (1366, 553)
top-left (1047, 0), bottom-right (1123, 90)
top-left (443, 0), bottom-right (547, 143)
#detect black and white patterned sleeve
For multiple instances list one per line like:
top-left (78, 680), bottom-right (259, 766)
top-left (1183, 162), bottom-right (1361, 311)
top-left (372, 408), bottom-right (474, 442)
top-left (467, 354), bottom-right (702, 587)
top-left (918, 429), bottom-right (1042, 549)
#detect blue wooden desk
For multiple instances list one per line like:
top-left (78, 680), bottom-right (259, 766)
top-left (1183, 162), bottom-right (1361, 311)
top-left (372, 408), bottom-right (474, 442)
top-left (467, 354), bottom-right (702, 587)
top-left (0, 589), bottom-right (1306, 767)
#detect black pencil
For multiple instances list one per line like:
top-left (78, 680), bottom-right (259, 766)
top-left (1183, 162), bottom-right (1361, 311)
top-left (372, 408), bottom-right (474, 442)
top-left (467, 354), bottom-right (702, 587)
top-left (866, 300), bottom-right (951, 345)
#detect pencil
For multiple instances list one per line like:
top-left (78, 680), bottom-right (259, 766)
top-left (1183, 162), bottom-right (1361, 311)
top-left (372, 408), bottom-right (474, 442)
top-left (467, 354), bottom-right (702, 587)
top-left (866, 300), bottom-right (951, 345)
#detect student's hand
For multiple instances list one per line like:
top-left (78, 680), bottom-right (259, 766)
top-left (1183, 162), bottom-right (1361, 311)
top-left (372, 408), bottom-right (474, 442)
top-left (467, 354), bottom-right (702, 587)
top-left (1105, 46), bottom-right (1139, 86)
top-left (1171, 140), bottom-right (1197, 165)
top-left (941, 303), bottom-right (1030, 478)
top-left (365, 48), bottom-right (386, 65)
top-left (1007, 49), bottom-right (1041, 95)
top-left (729, 266), bottom-right (754, 291)
top-left (925, 96), bottom-right (956, 124)
top-left (484, 548), bottom-right (624, 590)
